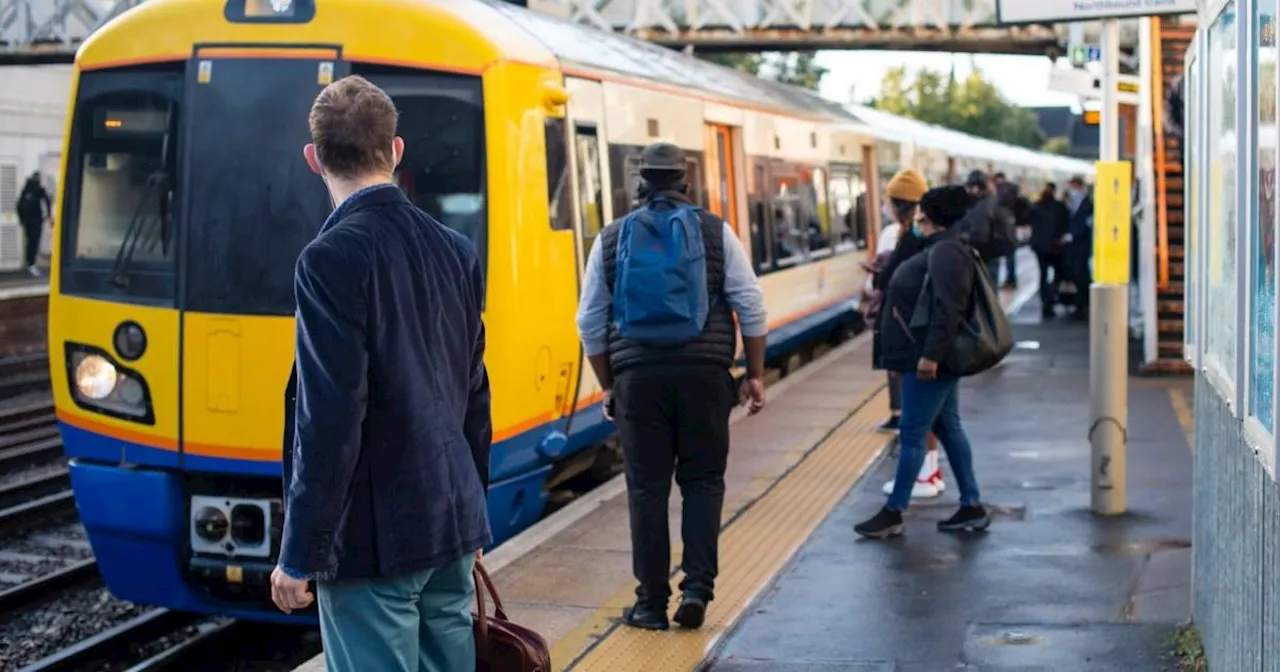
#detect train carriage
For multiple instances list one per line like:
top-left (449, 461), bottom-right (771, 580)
top-left (48, 0), bottom-right (1092, 624)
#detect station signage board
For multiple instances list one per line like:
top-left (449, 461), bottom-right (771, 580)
top-left (995, 0), bottom-right (1197, 25)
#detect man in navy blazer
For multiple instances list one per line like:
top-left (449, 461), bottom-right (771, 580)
top-left (271, 75), bottom-right (492, 672)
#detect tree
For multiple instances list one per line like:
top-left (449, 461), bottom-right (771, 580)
top-left (699, 52), bottom-right (764, 77)
top-left (697, 51), bottom-right (829, 91)
top-left (1042, 136), bottom-right (1073, 155)
top-left (869, 66), bottom-right (1046, 149)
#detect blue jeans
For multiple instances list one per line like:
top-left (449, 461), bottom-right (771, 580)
top-left (317, 554), bottom-right (477, 672)
top-left (887, 373), bottom-right (981, 510)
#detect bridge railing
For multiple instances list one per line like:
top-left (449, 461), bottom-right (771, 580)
top-left (0, 0), bottom-right (142, 64)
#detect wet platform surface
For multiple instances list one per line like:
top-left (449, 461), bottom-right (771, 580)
top-left (705, 298), bottom-right (1194, 672)
top-left (294, 254), bottom-right (1045, 672)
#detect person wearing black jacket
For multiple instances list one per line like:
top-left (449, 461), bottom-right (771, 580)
top-left (1028, 183), bottom-right (1072, 318)
top-left (856, 185), bottom-right (991, 539)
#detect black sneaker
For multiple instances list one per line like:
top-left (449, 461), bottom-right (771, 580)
top-left (876, 416), bottom-right (901, 434)
top-left (937, 505), bottom-right (992, 533)
top-left (854, 507), bottom-right (904, 539)
top-left (621, 602), bottom-right (669, 630)
top-left (673, 596), bottom-right (707, 629)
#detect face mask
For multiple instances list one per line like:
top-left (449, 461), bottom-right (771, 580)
top-left (911, 223), bottom-right (923, 237)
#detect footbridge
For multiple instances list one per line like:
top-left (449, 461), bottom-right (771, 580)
top-left (0, 0), bottom-right (1143, 65)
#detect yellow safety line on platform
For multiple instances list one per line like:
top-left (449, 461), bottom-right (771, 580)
top-left (1169, 387), bottom-right (1194, 451)
top-left (559, 388), bottom-right (890, 672)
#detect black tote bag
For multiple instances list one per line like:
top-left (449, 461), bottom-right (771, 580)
top-left (910, 248), bottom-right (1015, 377)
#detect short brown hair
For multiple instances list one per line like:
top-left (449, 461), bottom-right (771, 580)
top-left (308, 75), bottom-right (399, 179)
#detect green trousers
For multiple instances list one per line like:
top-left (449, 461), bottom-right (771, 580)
top-left (317, 554), bottom-right (476, 672)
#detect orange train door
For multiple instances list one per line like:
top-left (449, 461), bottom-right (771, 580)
top-left (706, 123), bottom-right (740, 234)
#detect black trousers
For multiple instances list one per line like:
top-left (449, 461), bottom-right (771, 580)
top-left (19, 216), bottom-right (40, 267)
top-left (1036, 252), bottom-right (1065, 311)
top-left (613, 364), bottom-right (734, 606)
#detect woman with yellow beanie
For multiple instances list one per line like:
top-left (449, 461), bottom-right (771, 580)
top-left (870, 168), bottom-right (946, 500)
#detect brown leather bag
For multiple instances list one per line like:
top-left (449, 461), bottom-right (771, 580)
top-left (473, 561), bottom-right (552, 672)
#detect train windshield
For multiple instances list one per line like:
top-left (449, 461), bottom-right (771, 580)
top-left (61, 67), bottom-right (183, 303)
top-left (183, 56), bottom-right (333, 316)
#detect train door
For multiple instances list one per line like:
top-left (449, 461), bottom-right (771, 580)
top-left (706, 123), bottom-right (740, 234)
top-left (560, 78), bottom-right (614, 445)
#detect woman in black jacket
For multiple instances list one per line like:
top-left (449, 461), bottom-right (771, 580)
top-left (856, 186), bottom-right (990, 539)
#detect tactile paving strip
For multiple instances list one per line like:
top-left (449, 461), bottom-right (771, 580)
top-left (563, 388), bottom-right (891, 672)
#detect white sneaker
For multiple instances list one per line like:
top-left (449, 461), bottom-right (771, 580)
top-left (882, 475), bottom-right (941, 498)
top-left (928, 469), bottom-right (946, 493)
top-left (26, 265), bottom-right (39, 277)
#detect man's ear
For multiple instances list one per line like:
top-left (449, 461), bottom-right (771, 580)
top-left (303, 144), bottom-right (323, 176)
top-left (392, 137), bottom-right (405, 169)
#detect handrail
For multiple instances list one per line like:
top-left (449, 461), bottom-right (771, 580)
top-left (1152, 16), bottom-right (1171, 291)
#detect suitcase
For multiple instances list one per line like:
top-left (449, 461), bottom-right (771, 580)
top-left (474, 561), bottom-right (552, 672)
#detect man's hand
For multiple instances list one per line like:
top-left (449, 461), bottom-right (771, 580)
top-left (917, 358), bottom-right (939, 381)
top-left (602, 389), bottom-right (615, 422)
top-left (739, 377), bottom-right (766, 415)
top-left (270, 567), bottom-right (314, 614)
top-left (477, 548), bottom-right (483, 562)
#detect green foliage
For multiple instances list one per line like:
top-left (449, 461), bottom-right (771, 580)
top-left (699, 52), bottom-right (765, 77)
top-left (1166, 623), bottom-right (1208, 671)
top-left (1042, 136), bottom-right (1073, 155)
top-left (868, 66), bottom-right (1046, 149)
top-left (698, 51), bottom-right (828, 91)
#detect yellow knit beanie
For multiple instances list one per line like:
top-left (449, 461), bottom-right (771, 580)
top-left (886, 169), bottom-right (928, 203)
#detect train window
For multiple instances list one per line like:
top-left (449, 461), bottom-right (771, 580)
top-left (750, 163), bottom-right (771, 272)
top-left (574, 124), bottom-right (605, 256)
top-left (686, 157), bottom-right (707, 209)
top-left (545, 118), bottom-right (573, 232)
top-left (389, 83), bottom-right (488, 280)
top-left (809, 167), bottom-right (833, 258)
top-left (828, 164), bottom-right (865, 253)
top-left (769, 176), bottom-right (807, 270)
top-left (62, 82), bottom-right (180, 304)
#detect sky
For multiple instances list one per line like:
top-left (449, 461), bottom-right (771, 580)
top-left (813, 50), bottom-right (1082, 109)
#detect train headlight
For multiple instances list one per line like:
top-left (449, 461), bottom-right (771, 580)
top-left (65, 344), bottom-right (156, 425)
top-left (194, 506), bottom-right (230, 542)
top-left (75, 355), bottom-right (118, 400)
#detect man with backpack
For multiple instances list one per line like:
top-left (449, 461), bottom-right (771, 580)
top-left (958, 170), bottom-right (1016, 281)
top-left (575, 141), bottom-right (768, 632)
top-left (17, 172), bottom-right (51, 277)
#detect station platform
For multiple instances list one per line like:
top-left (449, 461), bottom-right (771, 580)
top-left (0, 269), bottom-right (48, 301)
top-left (295, 255), bottom-right (1055, 672)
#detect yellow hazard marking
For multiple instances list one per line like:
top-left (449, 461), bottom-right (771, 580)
top-left (560, 389), bottom-right (891, 671)
top-left (1169, 387), bottom-right (1194, 451)
top-left (197, 60), bottom-right (212, 84)
top-left (1093, 160), bottom-right (1132, 285)
top-left (225, 564), bottom-right (243, 584)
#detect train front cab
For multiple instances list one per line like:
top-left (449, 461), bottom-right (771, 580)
top-left (48, 0), bottom-right (577, 623)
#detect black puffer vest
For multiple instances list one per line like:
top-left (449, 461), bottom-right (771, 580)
top-left (600, 191), bottom-right (737, 375)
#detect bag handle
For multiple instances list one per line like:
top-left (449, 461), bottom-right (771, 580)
top-left (473, 559), bottom-right (507, 656)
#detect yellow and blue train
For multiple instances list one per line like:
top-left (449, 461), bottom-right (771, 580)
top-left (47, 0), bottom-right (1093, 623)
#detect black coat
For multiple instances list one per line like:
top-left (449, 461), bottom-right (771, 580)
top-left (280, 184), bottom-right (492, 582)
top-left (1029, 197), bottom-right (1071, 254)
top-left (874, 229), bottom-right (975, 375)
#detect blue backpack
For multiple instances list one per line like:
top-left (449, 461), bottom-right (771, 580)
top-left (612, 197), bottom-right (710, 346)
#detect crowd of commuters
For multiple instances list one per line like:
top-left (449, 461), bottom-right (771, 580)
top-left (269, 74), bottom-right (1094, 670)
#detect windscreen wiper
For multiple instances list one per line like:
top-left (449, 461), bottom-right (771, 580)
top-left (110, 170), bottom-right (168, 289)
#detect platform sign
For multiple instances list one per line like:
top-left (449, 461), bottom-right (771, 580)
top-left (995, 0), bottom-right (1196, 25)
top-left (1093, 161), bottom-right (1132, 285)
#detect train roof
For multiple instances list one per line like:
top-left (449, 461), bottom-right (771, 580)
top-left (87, 0), bottom-right (1093, 176)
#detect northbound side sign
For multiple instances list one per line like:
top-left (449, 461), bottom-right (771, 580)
top-left (995, 0), bottom-right (1197, 25)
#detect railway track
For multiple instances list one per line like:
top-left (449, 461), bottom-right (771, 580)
top-left (0, 351), bottom-right (51, 399)
top-left (0, 401), bottom-right (75, 536)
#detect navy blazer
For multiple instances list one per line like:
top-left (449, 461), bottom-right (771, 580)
top-left (280, 184), bottom-right (492, 582)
